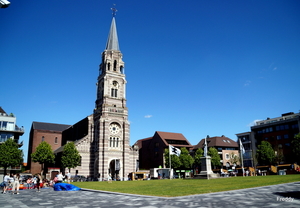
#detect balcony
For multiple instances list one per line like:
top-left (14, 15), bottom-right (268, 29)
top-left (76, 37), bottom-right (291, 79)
top-left (0, 126), bottom-right (24, 133)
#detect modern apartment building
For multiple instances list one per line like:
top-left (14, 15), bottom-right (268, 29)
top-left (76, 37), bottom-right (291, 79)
top-left (0, 107), bottom-right (24, 176)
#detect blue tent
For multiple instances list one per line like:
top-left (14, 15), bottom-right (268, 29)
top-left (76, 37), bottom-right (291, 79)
top-left (53, 183), bottom-right (81, 191)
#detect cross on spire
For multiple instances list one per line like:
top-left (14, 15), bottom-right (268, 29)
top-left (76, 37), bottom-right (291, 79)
top-left (111, 4), bottom-right (117, 17)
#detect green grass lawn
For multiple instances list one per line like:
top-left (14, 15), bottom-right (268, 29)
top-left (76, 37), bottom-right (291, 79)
top-left (72, 174), bottom-right (300, 197)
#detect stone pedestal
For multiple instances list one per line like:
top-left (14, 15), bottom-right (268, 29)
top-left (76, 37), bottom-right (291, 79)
top-left (195, 156), bottom-right (218, 179)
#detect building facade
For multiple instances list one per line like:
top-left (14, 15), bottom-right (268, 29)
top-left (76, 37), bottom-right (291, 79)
top-left (193, 135), bottom-right (239, 169)
top-left (0, 107), bottom-right (24, 176)
top-left (27, 122), bottom-right (71, 174)
top-left (250, 112), bottom-right (300, 165)
top-left (136, 131), bottom-right (193, 170)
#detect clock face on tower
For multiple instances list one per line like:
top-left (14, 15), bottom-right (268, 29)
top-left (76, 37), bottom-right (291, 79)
top-left (109, 123), bottom-right (120, 134)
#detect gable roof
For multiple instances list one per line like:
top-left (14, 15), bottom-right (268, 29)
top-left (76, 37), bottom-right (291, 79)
top-left (0, 107), bottom-right (6, 114)
top-left (155, 131), bottom-right (193, 147)
top-left (32, 121), bottom-right (71, 132)
top-left (194, 136), bottom-right (238, 149)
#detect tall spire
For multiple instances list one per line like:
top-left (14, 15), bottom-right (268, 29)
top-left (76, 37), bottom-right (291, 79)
top-left (105, 6), bottom-right (119, 51)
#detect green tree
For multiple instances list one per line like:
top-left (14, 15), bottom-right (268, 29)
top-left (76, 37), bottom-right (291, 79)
top-left (194, 148), bottom-right (204, 167)
top-left (61, 142), bottom-right (81, 172)
top-left (208, 147), bottom-right (221, 168)
top-left (256, 141), bottom-right (275, 165)
top-left (164, 148), bottom-right (181, 169)
top-left (31, 141), bottom-right (55, 175)
top-left (179, 148), bottom-right (194, 169)
top-left (0, 138), bottom-right (23, 175)
top-left (291, 133), bottom-right (300, 164)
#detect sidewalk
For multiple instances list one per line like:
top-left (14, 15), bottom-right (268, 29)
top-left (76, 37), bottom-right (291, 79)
top-left (0, 182), bottom-right (299, 208)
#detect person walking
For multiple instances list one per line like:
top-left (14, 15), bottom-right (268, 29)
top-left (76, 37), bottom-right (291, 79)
top-left (2, 173), bottom-right (10, 194)
top-left (12, 173), bottom-right (20, 194)
top-left (36, 174), bottom-right (42, 192)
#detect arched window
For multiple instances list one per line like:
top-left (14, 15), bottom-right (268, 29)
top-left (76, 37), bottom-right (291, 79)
top-left (113, 60), bottom-right (117, 71)
top-left (107, 63), bottom-right (110, 71)
top-left (120, 66), bottom-right (124, 74)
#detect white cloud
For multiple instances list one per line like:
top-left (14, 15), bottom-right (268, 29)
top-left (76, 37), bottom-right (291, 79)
top-left (247, 119), bottom-right (262, 127)
top-left (144, 115), bottom-right (152, 118)
top-left (244, 80), bottom-right (251, 86)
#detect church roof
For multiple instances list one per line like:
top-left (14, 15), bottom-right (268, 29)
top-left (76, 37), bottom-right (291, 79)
top-left (105, 17), bottom-right (119, 51)
top-left (32, 121), bottom-right (71, 132)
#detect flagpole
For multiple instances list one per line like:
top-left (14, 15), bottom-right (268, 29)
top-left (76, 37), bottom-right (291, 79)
top-left (169, 145), bottom-right (172, 180)
top-left (240, 139), bottom-right (245, 177)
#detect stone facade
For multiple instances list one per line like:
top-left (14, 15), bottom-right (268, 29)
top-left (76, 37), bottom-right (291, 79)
top-left (64, 15), bottom-right (138, 180)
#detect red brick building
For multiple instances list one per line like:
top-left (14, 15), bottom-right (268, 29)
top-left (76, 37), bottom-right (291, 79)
top-left (135, 131), bottom-right (193, 170)
top-left (27, 122), bottom-right (71, 174)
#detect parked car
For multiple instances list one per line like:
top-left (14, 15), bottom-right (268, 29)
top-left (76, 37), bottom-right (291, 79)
top-left (20, 174), bottom-right (33, 183)
top-left (72, 175), bottom-right (86, 182)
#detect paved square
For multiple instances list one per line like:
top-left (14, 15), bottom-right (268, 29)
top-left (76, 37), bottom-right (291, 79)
top-left (0, 182), bottom-right (299, 208)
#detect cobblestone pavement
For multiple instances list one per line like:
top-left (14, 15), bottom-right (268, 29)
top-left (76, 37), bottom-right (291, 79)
top-left (0, 182), bottom-right (299, 208)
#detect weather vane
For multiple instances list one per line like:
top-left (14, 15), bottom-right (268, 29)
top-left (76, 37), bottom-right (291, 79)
top-left (111, 4), bottom-right (117, 17)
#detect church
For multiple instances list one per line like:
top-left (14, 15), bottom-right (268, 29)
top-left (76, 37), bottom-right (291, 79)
top-left (60, 10), bottom-right (138, 180)
top-left (28, 10), bottom-right (139, 180)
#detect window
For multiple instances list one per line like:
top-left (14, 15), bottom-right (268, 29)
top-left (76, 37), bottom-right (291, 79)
top-left (225, 153), bottom-right (230, 160)
top-left (113, 60), bottom-right (117, 71)
top-left (284, 134), bottom-right (289, 139)
top-left (42, 136), bottom-right (44, 142)
top-left (277, 135), bottom-right (282, 140)
top-left (109, 137), bottom-right (119, 147)
top-left (55, 137), bottom-right (58, 144)
top-left (111, 88), bottom-right (118, 97)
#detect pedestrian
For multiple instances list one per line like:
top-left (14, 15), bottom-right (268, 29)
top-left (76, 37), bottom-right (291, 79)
top-left (2, 173), bottom-right (10, 194)
top-left (36, 174), bottom-right (42, 192)
top-left (26, 177), bottom-right (32, 189)
top-left (12, 173), bottom-right (20, 194)
top-left (56, 172), bottom-right (64, 183)
top-left (66, 171), bottom-right (71, 184)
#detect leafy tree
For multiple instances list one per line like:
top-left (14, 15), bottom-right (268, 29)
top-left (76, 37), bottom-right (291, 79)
top-left (274, 146), bottom-right (284, 165)
top-left (291, 133), bottom-right (300, 164)
top-left (31, 141), bottom-right (55, 175)
top-left (256, 141), bottom-right (275, 165)
top-left (164, 148), bottom-right (181, 169)
top-left (179, 148), bottom-right (194, 169)
top-left (208, 147), bottom-right (221, 168)
top-left (194, 148), bottom-right (204, 167)
top-left (61, 142), bottom-right (81, 172)
top-left (0, 138), bottom-right (23, 175)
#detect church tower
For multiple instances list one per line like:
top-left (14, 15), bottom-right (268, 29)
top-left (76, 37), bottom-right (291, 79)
top-left (93, 8), bottom-right (138, 180)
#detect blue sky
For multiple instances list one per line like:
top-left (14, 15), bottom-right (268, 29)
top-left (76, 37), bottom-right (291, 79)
top-left (1, 0), bottom-right (299, 161)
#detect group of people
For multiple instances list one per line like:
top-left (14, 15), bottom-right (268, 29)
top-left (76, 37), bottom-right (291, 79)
top-left (1, 171), bottom-right (73, 195)
top-left (1, 173), bottom-right (22, 194)
top-left (53, 172), bottom-right (71, 184)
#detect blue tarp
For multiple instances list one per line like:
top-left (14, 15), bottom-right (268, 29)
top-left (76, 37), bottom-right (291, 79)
top-left (53, 183), bottom-right (81, 191)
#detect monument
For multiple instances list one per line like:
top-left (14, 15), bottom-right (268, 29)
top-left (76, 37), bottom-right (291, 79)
top-left (196, 136), bottom-right (218, 179)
